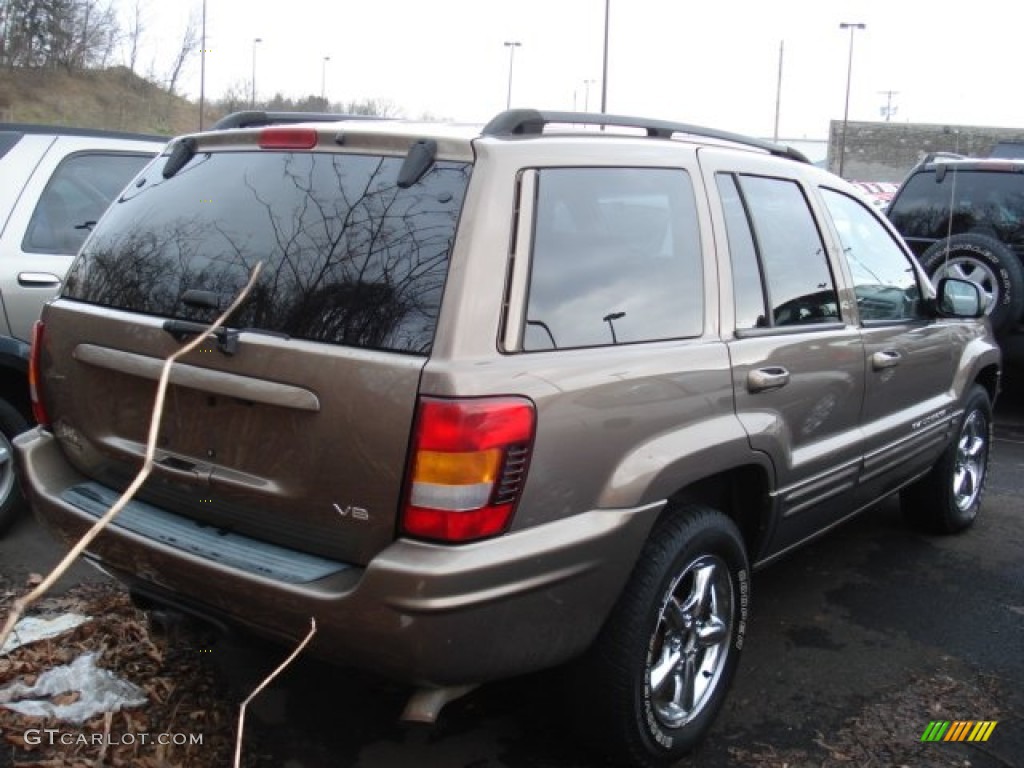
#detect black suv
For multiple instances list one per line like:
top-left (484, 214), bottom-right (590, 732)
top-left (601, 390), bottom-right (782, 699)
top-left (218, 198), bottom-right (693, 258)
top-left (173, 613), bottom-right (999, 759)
top-left (887, 156), bottom-right (1024, 336)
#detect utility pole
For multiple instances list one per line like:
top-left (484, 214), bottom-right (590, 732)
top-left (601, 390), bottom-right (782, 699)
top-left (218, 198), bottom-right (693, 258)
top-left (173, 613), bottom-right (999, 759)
top-left (198, 0), bottom-right (206, 130)
top-left (878, 90), bottom-right (899, 122)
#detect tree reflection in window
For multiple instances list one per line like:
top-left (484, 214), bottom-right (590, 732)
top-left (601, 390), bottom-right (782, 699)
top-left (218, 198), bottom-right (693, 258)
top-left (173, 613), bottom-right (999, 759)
top-left (64, 152), bottom-right (470, 355)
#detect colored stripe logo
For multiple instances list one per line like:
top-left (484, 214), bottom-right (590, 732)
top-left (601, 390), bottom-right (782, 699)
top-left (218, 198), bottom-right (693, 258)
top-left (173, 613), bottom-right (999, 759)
top-left (921, 721), bottom-right (997, 742)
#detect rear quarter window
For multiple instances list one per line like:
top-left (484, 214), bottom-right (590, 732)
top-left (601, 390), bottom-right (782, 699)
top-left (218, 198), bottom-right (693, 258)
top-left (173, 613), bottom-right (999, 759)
top-left (23, 152), bottom-right (154, 255)
top-left (522, 167), bottom-right (703, 351)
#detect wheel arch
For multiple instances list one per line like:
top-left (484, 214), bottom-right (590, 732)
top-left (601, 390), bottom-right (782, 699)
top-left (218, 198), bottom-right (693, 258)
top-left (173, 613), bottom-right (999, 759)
top-left (974, 362), bottom-right (1001, 406)
top-left (664, 464), bottom-right (775, 565)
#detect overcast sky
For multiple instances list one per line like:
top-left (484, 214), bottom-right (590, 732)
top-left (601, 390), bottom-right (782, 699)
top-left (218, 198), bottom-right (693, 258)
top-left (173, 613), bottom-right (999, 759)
top-left (131, 0), bottom-right (1023, 140)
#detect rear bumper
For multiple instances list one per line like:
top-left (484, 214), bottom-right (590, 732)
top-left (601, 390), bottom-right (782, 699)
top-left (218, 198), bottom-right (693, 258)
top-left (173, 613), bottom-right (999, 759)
top-left (15, 427), bottom-right (661, 686)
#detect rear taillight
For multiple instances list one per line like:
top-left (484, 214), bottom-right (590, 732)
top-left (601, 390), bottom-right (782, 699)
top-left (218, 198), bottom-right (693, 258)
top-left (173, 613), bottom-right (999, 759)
top-left (402, 397), bottom-right (535, 543)
top-left (29, 320), bottom-right (49, 427)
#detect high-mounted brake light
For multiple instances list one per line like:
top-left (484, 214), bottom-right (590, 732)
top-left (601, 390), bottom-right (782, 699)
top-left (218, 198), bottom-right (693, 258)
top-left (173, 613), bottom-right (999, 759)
top-left (258, 127), bottom-right (318, 150)
top-left (402, 397), bottom-right (535, 543)
top-left (29, 320), bottom-right (49, 427)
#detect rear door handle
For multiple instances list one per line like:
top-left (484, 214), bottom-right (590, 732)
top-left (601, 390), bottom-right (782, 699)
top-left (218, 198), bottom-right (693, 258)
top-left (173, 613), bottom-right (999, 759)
top-left (747, 366), bottom-right (790, 393)
top-left (871, 350), bottom-right (902, 370)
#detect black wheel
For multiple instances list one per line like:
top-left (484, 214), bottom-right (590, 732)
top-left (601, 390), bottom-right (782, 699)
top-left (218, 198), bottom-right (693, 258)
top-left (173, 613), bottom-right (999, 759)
top-left (0, 398), bottom-right (29, 537)
top-left (919, 233), bottom-right (1024, 335)
top-left (901, 385), bottom-right (992, 534)
top-left (573, 505), bottom-right (749, 767)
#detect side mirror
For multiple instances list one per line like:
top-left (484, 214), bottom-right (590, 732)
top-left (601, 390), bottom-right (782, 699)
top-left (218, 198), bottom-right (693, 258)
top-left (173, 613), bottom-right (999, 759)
top-left (935, 277), bottom-right (985, 318)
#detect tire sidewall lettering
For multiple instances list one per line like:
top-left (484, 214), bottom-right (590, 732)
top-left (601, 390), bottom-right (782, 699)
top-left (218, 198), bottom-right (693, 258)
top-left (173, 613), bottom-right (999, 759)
top-left (735, 568), bottom-right (749, 651)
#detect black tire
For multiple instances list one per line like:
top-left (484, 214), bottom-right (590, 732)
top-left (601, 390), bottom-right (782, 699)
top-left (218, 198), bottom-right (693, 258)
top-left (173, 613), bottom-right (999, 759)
top-left (901, 385), bottom-right (992, 534)
top-left (0, 398), bottom-right (29, 537)
top-left (572, 505), bottom-right (749, 767)
top-left (918, 233), bottom-right (1024, 335)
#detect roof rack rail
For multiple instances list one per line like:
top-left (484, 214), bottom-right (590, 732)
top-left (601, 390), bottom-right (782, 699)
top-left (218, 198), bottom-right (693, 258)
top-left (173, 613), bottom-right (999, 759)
top-left (921, 151), bottom-right (966, 164)
top-left (212, 110), bottom-right (387, 130)
top-left (0, 122), bottom-right (167, 142)
top-left (481, 109), bottom-right (810, 163)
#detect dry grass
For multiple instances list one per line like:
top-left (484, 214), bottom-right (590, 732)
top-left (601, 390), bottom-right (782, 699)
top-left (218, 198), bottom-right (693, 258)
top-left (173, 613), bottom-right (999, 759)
top-left (0, 66), bottom-right (212, 136)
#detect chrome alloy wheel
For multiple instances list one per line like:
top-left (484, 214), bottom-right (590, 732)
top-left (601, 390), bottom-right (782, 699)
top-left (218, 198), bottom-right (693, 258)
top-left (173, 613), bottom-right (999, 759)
top-left (953, 409), bottom-right (988, 512)
top-left (647, 554), bottom-right (734, 729)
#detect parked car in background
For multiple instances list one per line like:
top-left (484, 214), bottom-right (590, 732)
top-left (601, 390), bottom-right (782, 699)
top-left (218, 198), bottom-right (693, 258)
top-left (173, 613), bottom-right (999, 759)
top-left (887, 155), bottom-right (1024, 338)
top-left (17, 110), bottom-right (999, 767)
top-left (0, 124), bottom-right (165, 534)
top-left (850, 180), bottom-right (899, 210)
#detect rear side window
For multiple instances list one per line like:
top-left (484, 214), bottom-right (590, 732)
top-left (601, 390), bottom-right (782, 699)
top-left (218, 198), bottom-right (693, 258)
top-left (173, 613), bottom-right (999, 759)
top-left (718, 173), bottom-right (839, 330)
top-left (22, 152), bottom-right (153, 255)
top-left (64, 152), bottom-right (471, 355)
top-left (523, 167), bottom-right (703, 351)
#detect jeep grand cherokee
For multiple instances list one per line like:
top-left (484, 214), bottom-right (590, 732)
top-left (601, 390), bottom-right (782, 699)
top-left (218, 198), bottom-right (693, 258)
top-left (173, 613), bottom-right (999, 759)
top-left (16, 110), bottom-right (1000, 767)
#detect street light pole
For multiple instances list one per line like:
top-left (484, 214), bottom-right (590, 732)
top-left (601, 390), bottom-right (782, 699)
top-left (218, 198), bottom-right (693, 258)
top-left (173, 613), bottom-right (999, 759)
top-left (504, 41), bottom-right (521, 109)
top-left (250, 37), bottom-right (262, 109)
top-left (583, 79), bottom-right (596, 112)
top-left (600, 0), bottom-right (610, 113)
top-left (321, 56), bottom-right (330, 104)
top-left (603, 311), bottom-right (625, 344)
top-left (838, 22), bottom-right (865, 178)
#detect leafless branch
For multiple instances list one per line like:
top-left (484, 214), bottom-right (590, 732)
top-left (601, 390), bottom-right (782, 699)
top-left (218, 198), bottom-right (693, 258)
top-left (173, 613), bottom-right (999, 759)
top-left (0, 262), bottom-right (263, 654)
top-left (233, 617), bottom-right (317, 768)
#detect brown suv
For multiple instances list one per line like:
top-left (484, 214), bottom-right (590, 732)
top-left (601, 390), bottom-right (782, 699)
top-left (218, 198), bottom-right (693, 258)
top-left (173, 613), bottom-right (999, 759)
top-left (15, 110), bottom-right (1001, 766)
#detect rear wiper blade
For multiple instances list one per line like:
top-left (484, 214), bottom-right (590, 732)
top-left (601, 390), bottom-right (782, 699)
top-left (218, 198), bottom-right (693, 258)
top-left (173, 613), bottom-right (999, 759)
top-left (162, 319), bottom-right (238, 356)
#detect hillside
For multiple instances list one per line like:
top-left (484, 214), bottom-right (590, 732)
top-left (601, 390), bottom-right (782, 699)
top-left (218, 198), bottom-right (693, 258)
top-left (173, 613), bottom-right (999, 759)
top-left (0, 66), bottom-right (207, 136)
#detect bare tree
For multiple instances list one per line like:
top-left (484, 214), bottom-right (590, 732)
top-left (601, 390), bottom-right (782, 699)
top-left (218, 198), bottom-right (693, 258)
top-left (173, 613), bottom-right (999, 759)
top-left (123, 0), bottom-right (143, 72)
top-left (213, 79), bottom-right (250, 114)
top-left (164, 8), bottom-right (197, 95)
top-left (339, 97), bottom-right (402, 118)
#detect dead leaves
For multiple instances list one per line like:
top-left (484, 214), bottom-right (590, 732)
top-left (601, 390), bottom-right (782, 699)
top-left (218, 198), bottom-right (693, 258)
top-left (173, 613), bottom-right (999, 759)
top-left (1, 583), bottom-right (245, 767)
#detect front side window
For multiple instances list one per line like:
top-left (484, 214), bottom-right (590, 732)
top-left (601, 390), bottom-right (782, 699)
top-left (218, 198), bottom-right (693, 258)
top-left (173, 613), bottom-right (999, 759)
top-left (719, 173), bottom-right (839, 329)
top-left (64, 151), bottom-right (470, 355)
top-left (23, 152), bottom-right (154, 255)
top-left (821, 188), bottom-right (923, 322)
top-left (523, 167), bottom-right (703, 350)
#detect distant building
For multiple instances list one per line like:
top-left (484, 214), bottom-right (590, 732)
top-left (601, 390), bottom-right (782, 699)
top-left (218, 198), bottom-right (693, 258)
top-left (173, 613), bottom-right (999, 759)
top-left (827, 120), bottom-right (1024, 183)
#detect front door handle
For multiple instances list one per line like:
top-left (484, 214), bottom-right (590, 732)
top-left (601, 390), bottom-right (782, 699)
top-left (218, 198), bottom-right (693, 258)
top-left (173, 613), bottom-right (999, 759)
top-left (871, 349), bottom-right (902, 370)
top-left (18, 272), bottom-right (61, 287)
top-left (747, 366), bottom-right (791, 393)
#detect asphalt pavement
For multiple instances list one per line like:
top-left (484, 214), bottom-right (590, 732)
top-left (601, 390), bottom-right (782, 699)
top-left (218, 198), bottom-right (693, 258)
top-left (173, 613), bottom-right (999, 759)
top-left (1, 373), bottom-right (1022, 768)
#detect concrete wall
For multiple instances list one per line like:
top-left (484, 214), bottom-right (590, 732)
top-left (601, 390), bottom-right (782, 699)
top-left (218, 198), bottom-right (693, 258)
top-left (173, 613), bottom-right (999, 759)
top-left (827, 121), bottom-right (1024, 183)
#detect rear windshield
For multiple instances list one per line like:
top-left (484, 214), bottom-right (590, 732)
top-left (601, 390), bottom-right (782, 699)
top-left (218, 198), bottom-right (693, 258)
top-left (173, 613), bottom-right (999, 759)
top-left (63, 150), bottom-right (471, 355)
